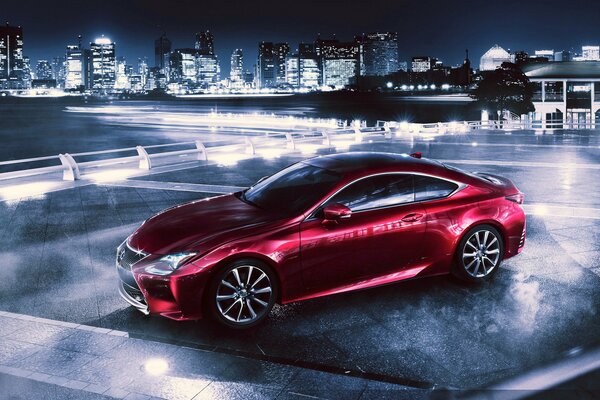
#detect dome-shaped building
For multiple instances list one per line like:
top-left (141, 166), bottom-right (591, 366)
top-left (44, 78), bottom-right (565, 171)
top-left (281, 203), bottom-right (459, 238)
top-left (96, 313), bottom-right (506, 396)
top-left (479, 45), bottom-right (514, 71)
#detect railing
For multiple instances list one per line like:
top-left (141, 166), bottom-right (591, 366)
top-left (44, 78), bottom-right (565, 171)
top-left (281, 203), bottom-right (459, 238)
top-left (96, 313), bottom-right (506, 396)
top-left (1, 116), bottom-right (597, 184)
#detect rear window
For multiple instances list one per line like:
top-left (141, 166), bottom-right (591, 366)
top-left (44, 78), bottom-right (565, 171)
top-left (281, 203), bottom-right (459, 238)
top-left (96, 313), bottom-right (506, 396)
top-left (414, 175), bottom-right (458, 201)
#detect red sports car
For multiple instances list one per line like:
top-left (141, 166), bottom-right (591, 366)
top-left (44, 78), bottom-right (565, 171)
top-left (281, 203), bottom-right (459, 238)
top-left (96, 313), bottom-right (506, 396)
top-left (116, 152), bottom-right (526, 328)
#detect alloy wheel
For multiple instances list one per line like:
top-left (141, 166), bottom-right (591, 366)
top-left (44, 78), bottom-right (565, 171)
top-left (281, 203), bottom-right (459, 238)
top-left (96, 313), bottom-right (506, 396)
top-left (462, 229), bottom-right (501, 278)
top-left (215, 265), bottom-right (273, 324)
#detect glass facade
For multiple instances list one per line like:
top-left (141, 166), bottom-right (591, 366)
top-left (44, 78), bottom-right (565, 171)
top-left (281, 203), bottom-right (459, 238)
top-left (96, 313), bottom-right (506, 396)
top-left (356, 32), bottom-right (399, 76)
top-left (0, 23), bottom-right (26, 88)
top-left (65, 45), bottom-right (83, 89)
top-left (91, 37), bottom-right (116, 91)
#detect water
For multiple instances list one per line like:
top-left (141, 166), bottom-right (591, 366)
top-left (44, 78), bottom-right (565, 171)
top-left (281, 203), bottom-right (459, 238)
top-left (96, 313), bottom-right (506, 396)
top-left (0, 93), bottom-right (478, 162)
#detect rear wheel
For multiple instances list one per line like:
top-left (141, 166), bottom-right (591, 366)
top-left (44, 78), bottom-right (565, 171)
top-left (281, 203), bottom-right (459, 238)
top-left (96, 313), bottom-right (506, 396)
top-left (452, 225), bottom-right (504, 283)
top-left (207, 259), bottom-right (278, 329)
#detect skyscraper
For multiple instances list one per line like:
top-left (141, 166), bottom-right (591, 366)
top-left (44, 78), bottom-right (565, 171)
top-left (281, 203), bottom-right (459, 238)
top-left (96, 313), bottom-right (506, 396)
top-left (91, 36), bottom-right (116, 91)
top-left (286, 44), bottom-right (320, 89)
top-left (195, 31), bottom-right (214, 55)
top-left (196, 54), bottom-right (219, 88)
top-left (315, 38), bottom-right (359, 88)
top-left (65, 44), bottom-right (83, 89)
top-left (154, 33), bottom-right (171, 73)
top-left (0, 23), bottom-right (25, 87)
top-left (411, 56), bottom-right (433, 72)
top-left (169, 48), bottom-right (197, 86)
top-left (230, 49), bottom-right (243, 86)
top-left (258, 42), bottom-right (289, 88)
top-left (356, 32), bottom-right (399, 76)
top-left (52, 56), bottom-right (66, 88)
top-left (35, 60), bottom-right (53, 80)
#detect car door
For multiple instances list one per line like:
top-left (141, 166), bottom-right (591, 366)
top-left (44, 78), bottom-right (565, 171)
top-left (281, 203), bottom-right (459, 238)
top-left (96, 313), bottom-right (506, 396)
top-left (299, 173), bottom-right (427, 294)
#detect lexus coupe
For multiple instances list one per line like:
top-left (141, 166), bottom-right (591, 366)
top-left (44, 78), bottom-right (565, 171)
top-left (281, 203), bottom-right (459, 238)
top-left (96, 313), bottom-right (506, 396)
top-left (116, 152), bottom-right (526, 328)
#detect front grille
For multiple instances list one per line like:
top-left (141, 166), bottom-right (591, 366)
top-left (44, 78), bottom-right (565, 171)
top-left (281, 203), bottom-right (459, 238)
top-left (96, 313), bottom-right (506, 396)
top-left (116, 241), bottom-right (148, 270)
top-left (121, 282), bottom-right (147, 305)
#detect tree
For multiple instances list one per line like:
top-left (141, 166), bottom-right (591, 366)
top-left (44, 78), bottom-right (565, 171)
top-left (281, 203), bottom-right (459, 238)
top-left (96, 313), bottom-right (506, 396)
top-left (471, 62), bottom-right (534, 118)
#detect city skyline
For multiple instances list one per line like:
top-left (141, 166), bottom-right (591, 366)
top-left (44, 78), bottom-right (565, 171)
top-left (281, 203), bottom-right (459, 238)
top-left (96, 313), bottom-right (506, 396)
top-left (4, 0), bottom-right (600, 77)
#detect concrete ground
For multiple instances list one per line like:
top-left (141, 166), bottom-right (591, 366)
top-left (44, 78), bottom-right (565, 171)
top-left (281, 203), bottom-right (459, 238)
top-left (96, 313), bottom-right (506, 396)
top-left (0, 128), bottom-right (599, 398)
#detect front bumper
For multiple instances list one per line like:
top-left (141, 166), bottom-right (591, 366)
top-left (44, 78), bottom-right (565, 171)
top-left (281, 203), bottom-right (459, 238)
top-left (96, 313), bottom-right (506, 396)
top-left (115, 241), bottom-right (210, 321)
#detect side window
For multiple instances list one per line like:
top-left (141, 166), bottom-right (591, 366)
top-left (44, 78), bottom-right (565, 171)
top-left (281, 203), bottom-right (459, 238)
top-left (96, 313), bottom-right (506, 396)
top-left (326, 174), bottom-right (414, 212)
top-left (414, 175), bottom-right (458, 201)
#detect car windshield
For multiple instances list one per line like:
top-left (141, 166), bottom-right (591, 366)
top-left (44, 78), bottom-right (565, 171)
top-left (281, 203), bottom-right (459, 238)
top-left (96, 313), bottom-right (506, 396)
top-left (241, 162), bottom-right (342, 216)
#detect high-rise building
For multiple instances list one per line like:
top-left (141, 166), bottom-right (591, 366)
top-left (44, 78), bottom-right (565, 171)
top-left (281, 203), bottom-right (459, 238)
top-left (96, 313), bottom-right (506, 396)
top-left (195, 31), bottom-right (214, 55)
top-left (36, 60), bottom-right (53, 80)
top-left (65, 45), bottom-right (83, 89)
top-left (286, 43), bottom-right (320, 89)
top-left (91, 36), bottom-right (116, 91)
top-left (356, 32), bottom-right (399, 76)
top-left (411, 56), bottom-right (434, 72)
top-left (115, 57), bottom-right (130, 89)
top-left (315, 38), bottom-right (359, 88)
top-left (138, 57), bottom-right (148, 89)
top-left (258, 42), bottom-right (289, 88)
top-left (52, 56), bottom-right (66, 88)
top-left (479, 45), bottom-right (513, 71)
top-left (196, 54), bottom-right (219, 88)
top-left (154, 33), bottom-right (171, 73)
top-left (0, 23), bottom-right (26, 87)
top-left (230, 49), bottom-right (243, 86)
top-left (169, 48), bottom-right (197, 85)
top-left (581, 45), bottom-right (600, 61)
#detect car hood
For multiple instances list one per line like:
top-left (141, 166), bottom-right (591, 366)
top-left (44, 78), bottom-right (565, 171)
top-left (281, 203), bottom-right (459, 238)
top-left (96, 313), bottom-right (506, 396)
top-left (128, 194), bottom-right (275, 255)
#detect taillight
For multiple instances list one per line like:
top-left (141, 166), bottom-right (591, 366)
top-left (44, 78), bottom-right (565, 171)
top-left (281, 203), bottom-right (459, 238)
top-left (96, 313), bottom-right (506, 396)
top-left (505, 193), bottom-right (524, 204)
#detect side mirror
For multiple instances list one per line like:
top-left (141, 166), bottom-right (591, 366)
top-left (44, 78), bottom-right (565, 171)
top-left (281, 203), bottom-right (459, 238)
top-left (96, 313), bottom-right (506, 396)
top-left (322, 203), bottom-right (352, 221)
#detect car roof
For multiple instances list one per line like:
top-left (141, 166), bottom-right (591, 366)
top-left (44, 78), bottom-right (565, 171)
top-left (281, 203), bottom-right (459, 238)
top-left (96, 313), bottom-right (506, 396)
top-left (303, 152), bottom-right (444, 174)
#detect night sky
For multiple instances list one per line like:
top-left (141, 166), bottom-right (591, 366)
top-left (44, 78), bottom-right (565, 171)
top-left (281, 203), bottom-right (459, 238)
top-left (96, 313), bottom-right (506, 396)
top-left (3, 0), bottom-right (600, 75)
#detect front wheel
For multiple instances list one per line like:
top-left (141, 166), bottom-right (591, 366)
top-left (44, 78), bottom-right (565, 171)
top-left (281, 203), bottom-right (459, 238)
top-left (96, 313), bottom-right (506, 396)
top-left (207, 259), bottom-right (278, 329)
top-left (452, 224), bottom-right (504, 283)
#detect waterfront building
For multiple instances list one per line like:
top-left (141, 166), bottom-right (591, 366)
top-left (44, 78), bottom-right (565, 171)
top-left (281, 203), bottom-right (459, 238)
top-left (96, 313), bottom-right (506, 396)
top-left (91, 36), bottom-right (116, 91)
top-left (411, 56), bottom-right (433, 72)
top-left (580, 46), bottom-right (600, 61)
top-left (169, 48), bottom-right (197, 87)
top-left (137, 58), bottom-right (148, 90)
top-left (195, 31), bottom-right (214, 55)
top-left (52, 56), bottom-right (66, 88)
top-left (285, 44), bottom-right (320, 89)
top-left (398, 61), bottom-right (408, 72)
top-left (355, 32), bottom-right (399, 76)
top-left (36, 60), bottom-right (53, 80)
top-left (479, 45), bottom-right (514, 71)
top-left (230, 49), bottom-right (243, 87)
top-left (115, 57), bottom-right (130, 90)
top-left (523, 61), bottom-right (600, 127)
top-left (534, 50), bottom-right (554, 59)
top-left (196, 54), bottom-right (219, 88)
top-left (554, 51), bottom-right (572, 62)
top-left (0, 23), bottom-right (26, 88)
top-left (154, 33), bottom-right (171, 74)
top-left (315, 38), bottom-right (359, 88)
top-left (65, 45), bottom-right (83, 89)
top-left (258, 42), bottom-right (289, 88)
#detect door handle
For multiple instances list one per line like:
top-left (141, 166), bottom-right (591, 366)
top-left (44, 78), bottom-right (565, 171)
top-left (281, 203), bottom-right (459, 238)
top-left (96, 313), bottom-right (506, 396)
top-left (401, 213), bottom-right (423, 222)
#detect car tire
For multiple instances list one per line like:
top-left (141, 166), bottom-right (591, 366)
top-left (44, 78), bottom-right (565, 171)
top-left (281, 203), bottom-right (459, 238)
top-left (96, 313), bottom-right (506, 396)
top-left (452, 224), bottom-right (504, 283)
top-left (206, 259), bottom-right (278, 329)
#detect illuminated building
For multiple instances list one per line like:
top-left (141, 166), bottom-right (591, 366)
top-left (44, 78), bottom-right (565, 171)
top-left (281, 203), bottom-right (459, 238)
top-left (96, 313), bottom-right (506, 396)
top-left (91, 36), bottom-right (116, 91)
top-left (523, 62), bottom-right (600, 127)
top-left (195, 31), bottom-right (214, 55)
top-left (230, 49), bottom-right (243, 87)
top-left (154, 33), bottom-right (171, 74)
top-left (52, 56), bottom-right (66, 88)
top-left (258, 42), bottom-right (289, 88)
top-left (65, 45), bottom-right (83, 89)
top-left (0, 23), bottom-right (26, 88)
top-left (315, 38), bottom-right (359, 88)
top-left (138, 57), bottom-right (148, 89)
top-left (196, 54), bottom-right (219, 88)
top-left (534, 49), bottom-right (554, 59)
top-left (286, 44), bottom-right (320, 89)
top-left (169, 48), bottom-right (197, 86)
top-left (411, 56), bottom-right (433, 72)
top-left (479, 45), bottom-right (514, 71)
top-left (554, 51), bottom-right (572, 62)
top-left (36, 60), bottom-right (53, 80)
top-left (580, 46), bottom-right (600, 61)
top-left (115, 57), bottom-right (130, 89)
top-left (356, 32), bottom-right (399, 76)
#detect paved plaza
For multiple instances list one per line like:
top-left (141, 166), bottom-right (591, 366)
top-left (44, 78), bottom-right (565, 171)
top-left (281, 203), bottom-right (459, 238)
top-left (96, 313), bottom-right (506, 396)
top-left (0, 128), bottom-right (599, 399)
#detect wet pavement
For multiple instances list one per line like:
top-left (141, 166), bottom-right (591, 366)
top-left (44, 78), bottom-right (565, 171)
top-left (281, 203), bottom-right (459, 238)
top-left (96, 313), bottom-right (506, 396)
top-left (0, 128), bottom-right (600, 398)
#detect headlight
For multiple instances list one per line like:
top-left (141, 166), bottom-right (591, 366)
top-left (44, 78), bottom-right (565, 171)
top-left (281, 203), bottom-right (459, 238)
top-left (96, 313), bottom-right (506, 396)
top-left (144, 252), bottom-right (197, 276)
